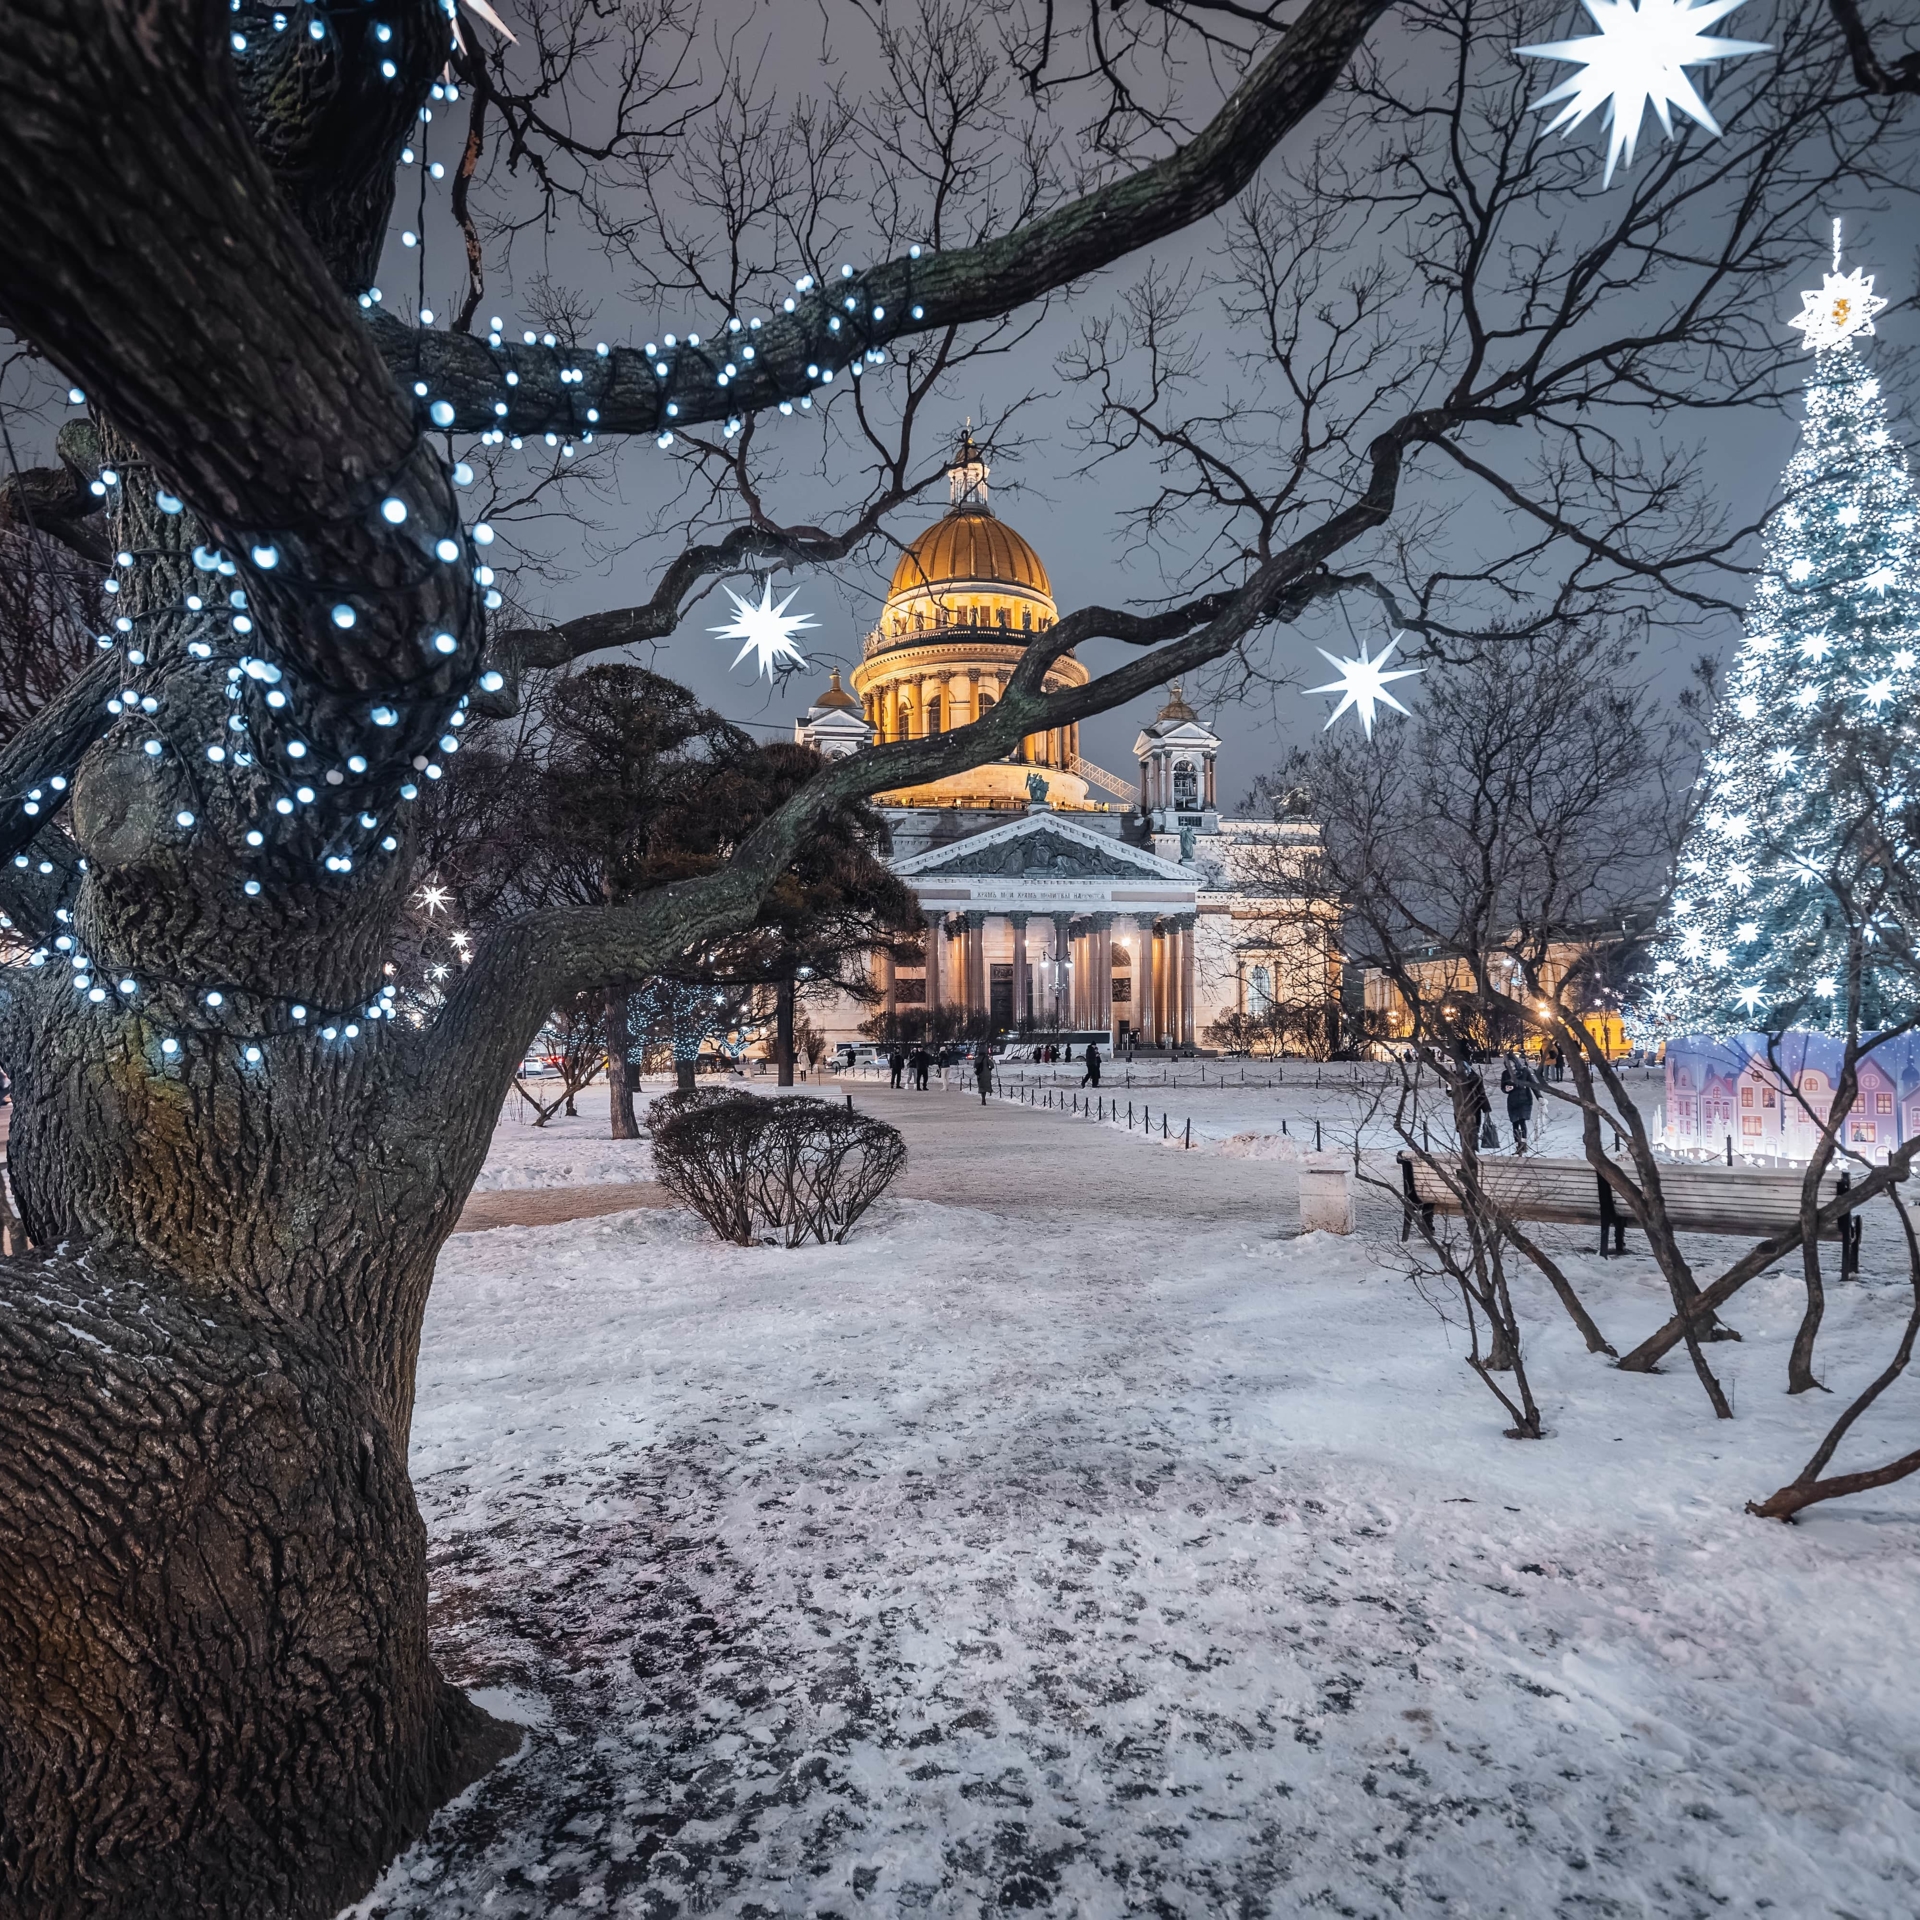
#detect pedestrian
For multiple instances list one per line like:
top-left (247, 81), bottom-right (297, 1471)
top-left (975, 1042), bottom-right (994, 1105)
top-left (1081, 1040), bottom-right (1102, 1089)
top-left (1501, 1055), bottom-right (1537, 1154)
top-left (1459, 1062), bottom-right (1496, 1151)
top-left (888, 1046), bottom-right (906, 1089)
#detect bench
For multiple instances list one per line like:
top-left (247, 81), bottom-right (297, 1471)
top-left (1397, 1152), bottom-right (1864, 1276)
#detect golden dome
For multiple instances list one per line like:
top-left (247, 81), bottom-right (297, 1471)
top-left (811, 667), bottom-right (858, 711)
top-left (888, 509), bottom-right (1052, 601)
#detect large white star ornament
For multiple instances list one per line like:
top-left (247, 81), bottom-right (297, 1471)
top-left (1787, 266), bottom-right (1889, 352)
top-left (1517, 0), bottom-right (1769, 187)
top-left (712, 581), bottom-right (816, 679)
top-left (1307, 635), bottom-right (1423, 739)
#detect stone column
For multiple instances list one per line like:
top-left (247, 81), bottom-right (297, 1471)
top-left (879, 946), bottom-right (896, 1026)
top-left (924, 914), bottom-right (943, 1016)
top-left (1204, 757), bottom-right (1217, 808)
top-left (1059, 913), bottom-right (1075, 1036)
top-left (1135, 914), bottom-right (1158, 1046)
top-left (1091, 913), bottom-right (1114, 1043)
top-left (1009, 913), bottom-right (1030, 1028)
top-left (966, 669), bottom-right (981, 728)
top-left (1156, 921), bottom-right (1173, 1042)
top-left (1179, 915), bottom-right (1198, 1048)
top-left (965, 911), bottom-right (987, 1023)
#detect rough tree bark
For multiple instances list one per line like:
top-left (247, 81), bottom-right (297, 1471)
top-left (0, 1), bottom-right (1392, 1913)
top-left (775, 978), bottom-right (796, 1087)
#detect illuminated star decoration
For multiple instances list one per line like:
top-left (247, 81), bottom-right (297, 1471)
top-left (712, 581), bottom-right (816, 679)
top-left (1307, 634), bottom-right (1423, 739)
top-left (1788, 268), bottom-right (1888, 353)
top-left (1517, 0), bottom-right (1770, 187)
top-left (413, 881), bottom-right (452, 915)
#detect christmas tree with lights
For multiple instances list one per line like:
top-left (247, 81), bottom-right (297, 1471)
top-left (1643, 236), bottom-right (1920, 1038)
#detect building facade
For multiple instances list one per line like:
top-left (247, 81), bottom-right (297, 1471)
top-left (793, 440), bottom-right (1338, 1049)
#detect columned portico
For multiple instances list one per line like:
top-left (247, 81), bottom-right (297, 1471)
top-left (888, 809), bottom-right (1198, 1041)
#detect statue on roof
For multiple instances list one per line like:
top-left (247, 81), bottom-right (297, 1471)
top-left (1025, 770), bottom-right (1050, 807)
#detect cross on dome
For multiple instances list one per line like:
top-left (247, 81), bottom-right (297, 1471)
top-left (949, 427), bottom-right (990, 510)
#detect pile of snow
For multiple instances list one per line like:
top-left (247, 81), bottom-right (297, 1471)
top-left (354, 1182), bottom-right (1920, 1916)
top-left (1213, 1127), bottom-right (1303, 1161)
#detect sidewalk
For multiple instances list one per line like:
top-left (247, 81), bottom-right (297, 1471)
top-left (454, 1076), bottom-right (1297, 1233)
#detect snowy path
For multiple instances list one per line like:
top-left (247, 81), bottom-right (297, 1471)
top-left (361, 1096), bottom-right (1920, 1918)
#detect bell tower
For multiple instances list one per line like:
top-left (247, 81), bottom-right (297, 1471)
top-left (1133, 684), bottom-right (1221, 842)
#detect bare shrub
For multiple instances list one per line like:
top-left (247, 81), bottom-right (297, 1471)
top-left (649, 1094), bottom-right (905, 1247)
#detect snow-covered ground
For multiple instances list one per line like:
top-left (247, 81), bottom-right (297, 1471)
top-left (477, 1096), bottom-right (656, 1189)
top-left (358, 1096), bottom-right (1920, 1919)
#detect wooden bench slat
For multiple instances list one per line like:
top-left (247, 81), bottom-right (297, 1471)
top-left (1399, 1153), bottom-right (1855, 1243)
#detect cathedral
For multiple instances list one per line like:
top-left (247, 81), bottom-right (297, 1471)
top-left (794, 438), bottom-right (1335, 1050)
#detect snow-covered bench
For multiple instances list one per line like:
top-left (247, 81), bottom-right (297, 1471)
top-left (1397, 1152), bottom-right (1863, 1276)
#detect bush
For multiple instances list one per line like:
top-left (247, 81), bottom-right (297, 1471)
top-left (648, 1092), bottom-right (905, 1247)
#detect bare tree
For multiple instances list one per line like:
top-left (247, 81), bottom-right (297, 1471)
top-left (0, 1), bottom-right (1911, 1911)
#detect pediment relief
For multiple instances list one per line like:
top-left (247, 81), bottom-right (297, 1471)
top-left (911, 826), bottom-right (1166, 880)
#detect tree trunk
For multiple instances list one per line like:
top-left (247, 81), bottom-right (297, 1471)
top-left (0, 450), bottom-right (524, 1915)
top-left (605, 986), bottom-right (638, 1138)
top-left (776, 978), bottom-right (796, 1087)
top-left (676, 1056), bottom-right (697, 1093)
top-left (1, 1257), bottom-right (518, 1920)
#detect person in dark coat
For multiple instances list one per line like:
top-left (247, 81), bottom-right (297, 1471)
top-left (888, 1046), bottom-right (906, 1089)
top-left (1081, 1041), bottom-right (1102, 1089)
top-left (1459, 1063), bottom-right (1495, 1150)
top-left (908, 1045), bottom-right (929, 1090)
top-left (974, 1043), bottom-right (994, 1104)
top-left (1500, 1056), bottom-right (1537, 1154)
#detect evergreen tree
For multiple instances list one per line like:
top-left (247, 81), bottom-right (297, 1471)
top-left (1644, 258), bottom-right (1920, 1037)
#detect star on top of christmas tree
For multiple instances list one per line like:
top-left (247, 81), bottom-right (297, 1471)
top-left (1788, 224), bottom-right (1889, 352)
top-left (1517, 0), bottom-right (1769, 187)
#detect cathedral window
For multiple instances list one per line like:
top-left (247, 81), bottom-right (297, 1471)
top-left (928, 696), bottom-right (942, 733)
top-left (1173, 759), bottom-right (1199, 808)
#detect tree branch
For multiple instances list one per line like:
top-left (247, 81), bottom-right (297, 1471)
top-left (371, 0), bottom-right (1392, 439)
top-left (1824, 0), bottom-right (1920, 95)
